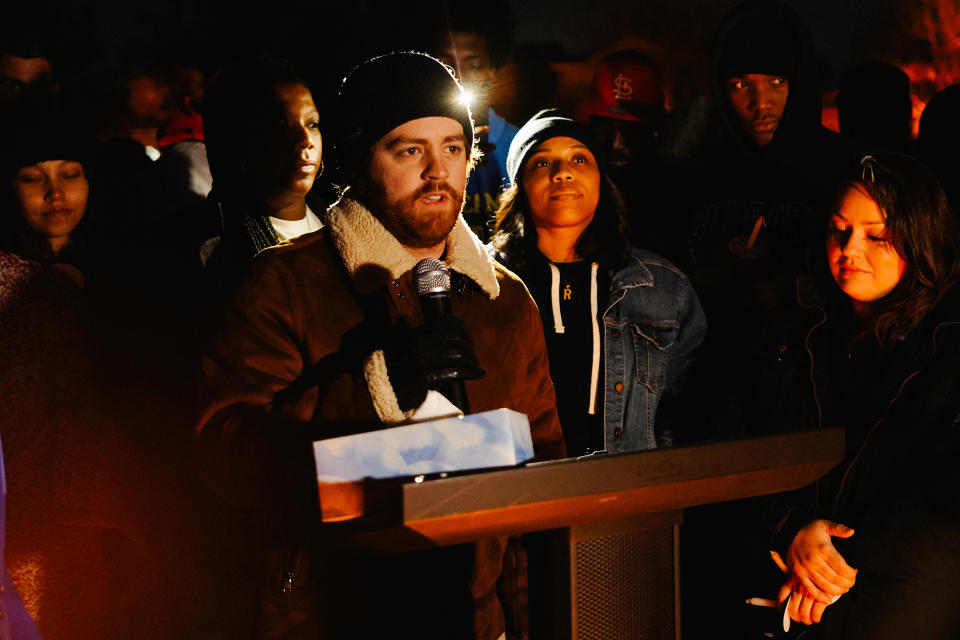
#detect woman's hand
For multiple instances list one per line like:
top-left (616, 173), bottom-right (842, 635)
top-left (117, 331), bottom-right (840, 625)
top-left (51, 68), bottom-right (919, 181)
top-left (783, 519), bottom-right (857, 607)
top-left (777, 578), bottom-right (831, 625)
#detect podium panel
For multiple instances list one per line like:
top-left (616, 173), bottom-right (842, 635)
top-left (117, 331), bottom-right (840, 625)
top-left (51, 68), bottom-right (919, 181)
top-left (529, 513), bottom-right (682, 640)
top-left (573, 524), bottom-right (677, 640)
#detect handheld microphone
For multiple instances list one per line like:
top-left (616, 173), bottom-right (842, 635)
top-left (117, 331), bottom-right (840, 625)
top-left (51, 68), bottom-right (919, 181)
top-left (413, 258), bottom-right (470, 413)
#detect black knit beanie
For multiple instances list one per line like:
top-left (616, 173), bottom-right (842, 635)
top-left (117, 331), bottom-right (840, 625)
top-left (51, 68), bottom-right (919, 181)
top-left (336, 52), bottom-right (474, 180)
top-left (717, 16), bottom-right (799, 79)
top-left (0, 107), bottom-right (91, 175)
top-left (506, 109), bottom-right (603, 185)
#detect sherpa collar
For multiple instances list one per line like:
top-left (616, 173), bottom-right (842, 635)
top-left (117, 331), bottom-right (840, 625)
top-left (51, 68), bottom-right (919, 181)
top-left (325, 191), bottom-right (500, 299)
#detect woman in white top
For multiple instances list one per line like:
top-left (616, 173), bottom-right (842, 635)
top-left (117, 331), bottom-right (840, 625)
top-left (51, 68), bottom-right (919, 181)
top-left (200, 55), bottom-right (324, 294)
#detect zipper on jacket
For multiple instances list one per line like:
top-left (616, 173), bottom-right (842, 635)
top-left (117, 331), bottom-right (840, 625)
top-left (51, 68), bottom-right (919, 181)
top-left (280, 547), bottom-right (300, 593)
top-left (798, 278), bottom-right (828, 430)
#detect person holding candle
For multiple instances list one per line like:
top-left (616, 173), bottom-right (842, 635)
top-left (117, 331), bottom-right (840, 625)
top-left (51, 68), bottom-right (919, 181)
top-left (768, 153), bottom-right (960, 638)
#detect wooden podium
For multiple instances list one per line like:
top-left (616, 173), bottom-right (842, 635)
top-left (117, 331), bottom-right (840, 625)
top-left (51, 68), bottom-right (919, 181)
top-left (329, 428), bottom-right (844, 639)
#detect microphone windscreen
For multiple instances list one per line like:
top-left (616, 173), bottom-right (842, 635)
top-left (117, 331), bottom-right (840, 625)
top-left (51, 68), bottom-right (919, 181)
top-left (413, 258), bottom-right (451, 296)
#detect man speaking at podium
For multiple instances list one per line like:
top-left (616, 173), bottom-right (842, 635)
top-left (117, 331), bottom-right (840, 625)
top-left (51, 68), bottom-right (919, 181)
top-left (197, 52), bottom-right (564, 639)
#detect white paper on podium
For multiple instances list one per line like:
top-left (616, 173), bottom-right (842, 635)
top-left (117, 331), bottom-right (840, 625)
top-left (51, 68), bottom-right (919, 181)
top-left (314, 408), bottom-right (534, 484)
top-left (407, 390), bottom-right (462, 423)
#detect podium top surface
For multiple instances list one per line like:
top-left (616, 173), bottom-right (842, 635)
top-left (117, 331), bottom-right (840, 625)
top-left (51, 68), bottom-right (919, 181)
top-left (334, 428), bottom-right (845, 550)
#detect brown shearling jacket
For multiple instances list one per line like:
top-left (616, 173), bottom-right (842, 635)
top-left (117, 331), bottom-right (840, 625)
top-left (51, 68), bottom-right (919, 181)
top-left (197, 195), bottom-right (565, 639)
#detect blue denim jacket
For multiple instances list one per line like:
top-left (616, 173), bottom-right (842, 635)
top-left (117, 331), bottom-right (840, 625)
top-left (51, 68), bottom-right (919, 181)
top-left (601, 249), bottom-right (707, 452)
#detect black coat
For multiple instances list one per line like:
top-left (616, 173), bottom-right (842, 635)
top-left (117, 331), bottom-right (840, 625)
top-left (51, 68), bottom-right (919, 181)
top-left (769, 282), bottom-right (960, 639)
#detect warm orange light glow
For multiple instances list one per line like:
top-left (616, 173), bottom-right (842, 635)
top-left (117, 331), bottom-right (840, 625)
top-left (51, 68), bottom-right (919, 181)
top-left (911, 93), bottom-right (927, 138)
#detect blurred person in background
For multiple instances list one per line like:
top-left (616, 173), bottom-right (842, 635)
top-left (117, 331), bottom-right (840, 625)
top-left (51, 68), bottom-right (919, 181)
top-left (151, 65), bottom-right (213, 223)
top-left (577, 49), bottom-right (672, 254)
top-left (0, 34), bottom-right (57, 112)
top-left (430, 3), bottom-right (519, 241)
top-left (918, 84), bottom-right (960, 216)
top-left (837, 60), bottom-right (914, 156)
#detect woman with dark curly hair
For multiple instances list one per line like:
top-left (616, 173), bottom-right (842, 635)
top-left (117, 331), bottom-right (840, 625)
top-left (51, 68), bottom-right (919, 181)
top-left (769, 153), bottom-right (960, 638)
top-left (491, 109), bottom-right (706, 456)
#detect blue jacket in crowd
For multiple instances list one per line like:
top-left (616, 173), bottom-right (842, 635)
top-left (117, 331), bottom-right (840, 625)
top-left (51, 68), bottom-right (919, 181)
top-left (600, 249), bottom-right (707, 451)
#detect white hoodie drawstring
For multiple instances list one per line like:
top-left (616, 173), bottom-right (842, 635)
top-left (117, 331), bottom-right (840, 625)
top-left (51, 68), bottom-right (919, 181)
top-left (549, 261), bottom-right (601, 415)
top-left (549, 263), bottom-right (565, 334)
top-left (588, 262), bottom-right (600, 415)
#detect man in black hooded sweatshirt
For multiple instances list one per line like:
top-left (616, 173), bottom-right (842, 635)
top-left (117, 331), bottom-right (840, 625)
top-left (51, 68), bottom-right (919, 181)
top-left (673, 0), bottom-right (852, 442)
top-left (674, 2), bottom-right (853, 636)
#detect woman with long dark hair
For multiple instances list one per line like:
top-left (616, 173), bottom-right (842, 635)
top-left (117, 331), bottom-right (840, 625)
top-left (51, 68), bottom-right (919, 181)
top-left (771, 153), bottom-right (960, 638)
top-left (491, 109), bottom-right (706, 455)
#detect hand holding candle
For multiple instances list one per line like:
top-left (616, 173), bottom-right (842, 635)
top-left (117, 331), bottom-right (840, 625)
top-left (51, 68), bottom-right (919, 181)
top-left (773, 519), bottom-right (855, 625)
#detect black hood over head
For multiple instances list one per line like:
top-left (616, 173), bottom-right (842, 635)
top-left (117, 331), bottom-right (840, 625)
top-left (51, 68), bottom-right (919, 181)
top-left (710, 0), bottom-right (822, 159)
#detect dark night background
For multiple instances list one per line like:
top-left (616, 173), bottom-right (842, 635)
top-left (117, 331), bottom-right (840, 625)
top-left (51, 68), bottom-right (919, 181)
top-left (1, 0), bottom-right (924, 112)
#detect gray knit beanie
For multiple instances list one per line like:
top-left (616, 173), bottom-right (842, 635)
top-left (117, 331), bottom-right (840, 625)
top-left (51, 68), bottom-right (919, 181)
top-left (506, 109), bottom-right (603, 185)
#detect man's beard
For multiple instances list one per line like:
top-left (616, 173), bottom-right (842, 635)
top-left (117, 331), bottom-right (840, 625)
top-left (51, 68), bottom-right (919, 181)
top-left (356, 179), bottom-right (464, 249)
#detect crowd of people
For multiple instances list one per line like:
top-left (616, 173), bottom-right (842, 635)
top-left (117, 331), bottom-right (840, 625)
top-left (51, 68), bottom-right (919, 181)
top-left (1, 0), bottom-right (959, 638)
